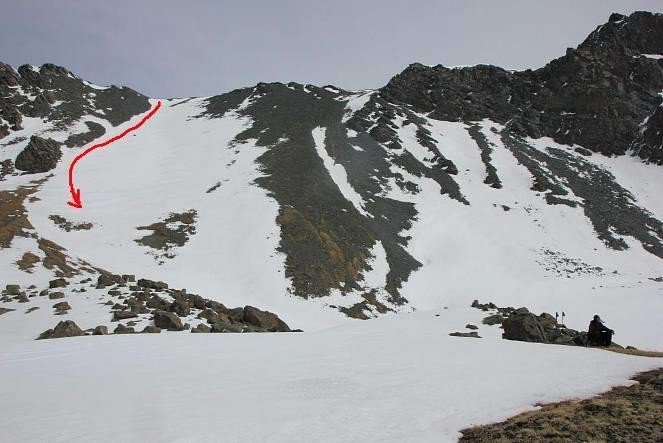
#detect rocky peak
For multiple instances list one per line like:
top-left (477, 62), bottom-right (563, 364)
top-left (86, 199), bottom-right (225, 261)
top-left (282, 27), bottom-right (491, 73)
top-left (578, 11), bottom-right (663, 56)
top-left (379, 11), bottom-right (663, 164)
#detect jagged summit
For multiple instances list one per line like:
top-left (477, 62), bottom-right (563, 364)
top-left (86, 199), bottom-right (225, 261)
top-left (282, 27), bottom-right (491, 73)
top-left (382, 11), bottom-right (663, 164)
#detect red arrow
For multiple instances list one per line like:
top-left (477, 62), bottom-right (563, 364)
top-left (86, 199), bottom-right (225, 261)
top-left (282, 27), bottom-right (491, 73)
top-left (68, 100), bottom-right (162, 208)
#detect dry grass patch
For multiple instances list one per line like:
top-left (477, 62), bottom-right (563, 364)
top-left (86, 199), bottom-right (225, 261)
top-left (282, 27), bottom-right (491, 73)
top-left (604, 347), bottom-right (663, 358)
top-left (460, 368), bottom-right (663, 443)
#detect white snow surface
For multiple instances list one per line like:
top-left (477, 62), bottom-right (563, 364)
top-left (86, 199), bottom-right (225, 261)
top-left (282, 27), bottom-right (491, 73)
top-left (313, 126), bottom-right (369, 216)
top-left (0, 311), bottom-right (660, 443)
top-left (1, 91), bottom-right (663, 442)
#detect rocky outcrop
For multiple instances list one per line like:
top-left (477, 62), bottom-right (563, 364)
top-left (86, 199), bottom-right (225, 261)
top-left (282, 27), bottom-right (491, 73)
top-left (380, 11), bottom-right (663, 164)
top-left (14, 136), bottom-right (62, 173)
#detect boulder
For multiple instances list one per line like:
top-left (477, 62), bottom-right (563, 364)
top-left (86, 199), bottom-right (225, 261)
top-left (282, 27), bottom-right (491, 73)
top-left (228, 307), bottom-right (245, 322)
top-left (197, 308), bottom-right (220, 324)
top-left (53, 301), bottom-right (71, 312)
top-left (211, 319), bottom-right (242, 333)
top-left (48, 291), bottom-right (65, 300)
top-left (15, 136), bottom-right (62, 173)
top-left (169, 298), bottom-right (191, 316)
top-left (37, 320), bottom-right (84, 340)
top-left (142, 326), bottom-right (161, 334)
top-left (153, 310), bottom-right (183, 331)
top-left (93, 325), bottom-right (108, 335)
top-left (190, 294), bottom-right (206, 310)
top-left (205, 300), bottom-right (228, 313)
top-left (137, 279), bottom-right (168, 290)
top-left (113, 310), bottom-right (137, 321)
top-left (4, 284), bottom-right (20, 295)
top-left (449, 331), bottom-right (481, 338)
top-left (243, 306), bottom-right (291, 332)
top-left (146, 295), bottom-right (169, 310)
top-left (49, 278), bottom-right (67, 288)
top-left (122, 274), bottom-right (136, 282)
top-left (113, 324), bottom-right (135, 334)
top-left (482, 314), bottom-right (505, 326)
top-left (502, 313), bottom-right (548, 343)
top-left (191, 323), bottom-right (212, 333)
top-left (128, 300), bottom-right (149, 314)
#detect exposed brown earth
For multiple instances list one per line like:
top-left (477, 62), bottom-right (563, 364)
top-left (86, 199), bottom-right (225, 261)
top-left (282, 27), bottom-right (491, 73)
top-left (460, 368), bottom-right (663, 443)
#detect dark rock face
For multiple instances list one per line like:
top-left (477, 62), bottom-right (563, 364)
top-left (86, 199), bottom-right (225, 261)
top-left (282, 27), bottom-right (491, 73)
top-left (14, 136), bottom-right (62, 173)
top-left (380, 12), bottom-right (663, 164)
top-left (37, 320), bottom-right (84, 339)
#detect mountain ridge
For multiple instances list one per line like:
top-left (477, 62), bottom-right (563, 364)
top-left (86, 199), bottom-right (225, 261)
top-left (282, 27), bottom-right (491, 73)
top-left (0, 11), bottom-right (662, 340)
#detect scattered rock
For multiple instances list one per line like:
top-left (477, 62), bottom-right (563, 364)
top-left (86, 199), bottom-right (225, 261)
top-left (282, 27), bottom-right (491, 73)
top-left (137, 278), bottom-right (168, 290)
top-left (113, 324), bottom-right (135, 334)
top-left (191, 323), bottom-right (212, 333)
top-left (142, 325), bottom-right (161, 333)
top-left (25, 306), bottom-right (39, 314)
top-left (153, 310), bottom-right (183, 331)
top-left (48, 291), bottom-right (65, 300)
top-left (243, 306), bottom-right (291, 332)
top-left (482, 314), bottom-right (505, 326)
top-left (49, 278), bottom-right (67, 288)
top-left (113, 310), bottom-right (137, 321)
top-left (0, 307), bottom-right (15, 315)
top-left (449, 331), bottom-right (481, 338)
top-left (465, 324), bottom-right (479, 330)
top-left (53, 301), bottom-right (71, 312)
top-left (4, 284), bottom-right (20, 295)
top-left (93, 326), bottom-right (108, 335)
top-left (146, 295), bottom-right (169, 310)
top-left (37, 320), bottom-right (84, 339)
top-left (169, 298), bottom-right (191, 316)
top-left (211, 320), bottom-right (242, 333)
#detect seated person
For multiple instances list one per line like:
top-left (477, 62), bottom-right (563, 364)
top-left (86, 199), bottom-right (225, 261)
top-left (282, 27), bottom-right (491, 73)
top-left (587, 315), bottom-right (614, 346)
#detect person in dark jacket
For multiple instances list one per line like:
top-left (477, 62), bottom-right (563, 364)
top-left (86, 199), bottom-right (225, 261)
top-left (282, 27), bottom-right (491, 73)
top-left (588, 315), bottom-right (614, 346)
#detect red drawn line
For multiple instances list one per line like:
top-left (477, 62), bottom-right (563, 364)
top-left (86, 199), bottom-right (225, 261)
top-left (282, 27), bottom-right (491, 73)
top-left (68, 100), bottom-right (162, 208)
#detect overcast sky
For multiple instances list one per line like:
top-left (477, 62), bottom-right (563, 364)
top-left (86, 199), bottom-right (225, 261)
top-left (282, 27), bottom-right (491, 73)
top-left (1, 1), bottom-right (662, 98)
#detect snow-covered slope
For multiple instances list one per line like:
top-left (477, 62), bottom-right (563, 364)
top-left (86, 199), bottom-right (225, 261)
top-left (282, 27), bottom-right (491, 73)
top-left (1, 311), bottom-right (660, 443)
top-left (1, 11), bottom-right (663, 442)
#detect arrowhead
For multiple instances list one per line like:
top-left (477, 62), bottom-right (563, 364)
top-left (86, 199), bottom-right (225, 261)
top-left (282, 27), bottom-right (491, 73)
top-left (67, 188), bottom-right (83, 209)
